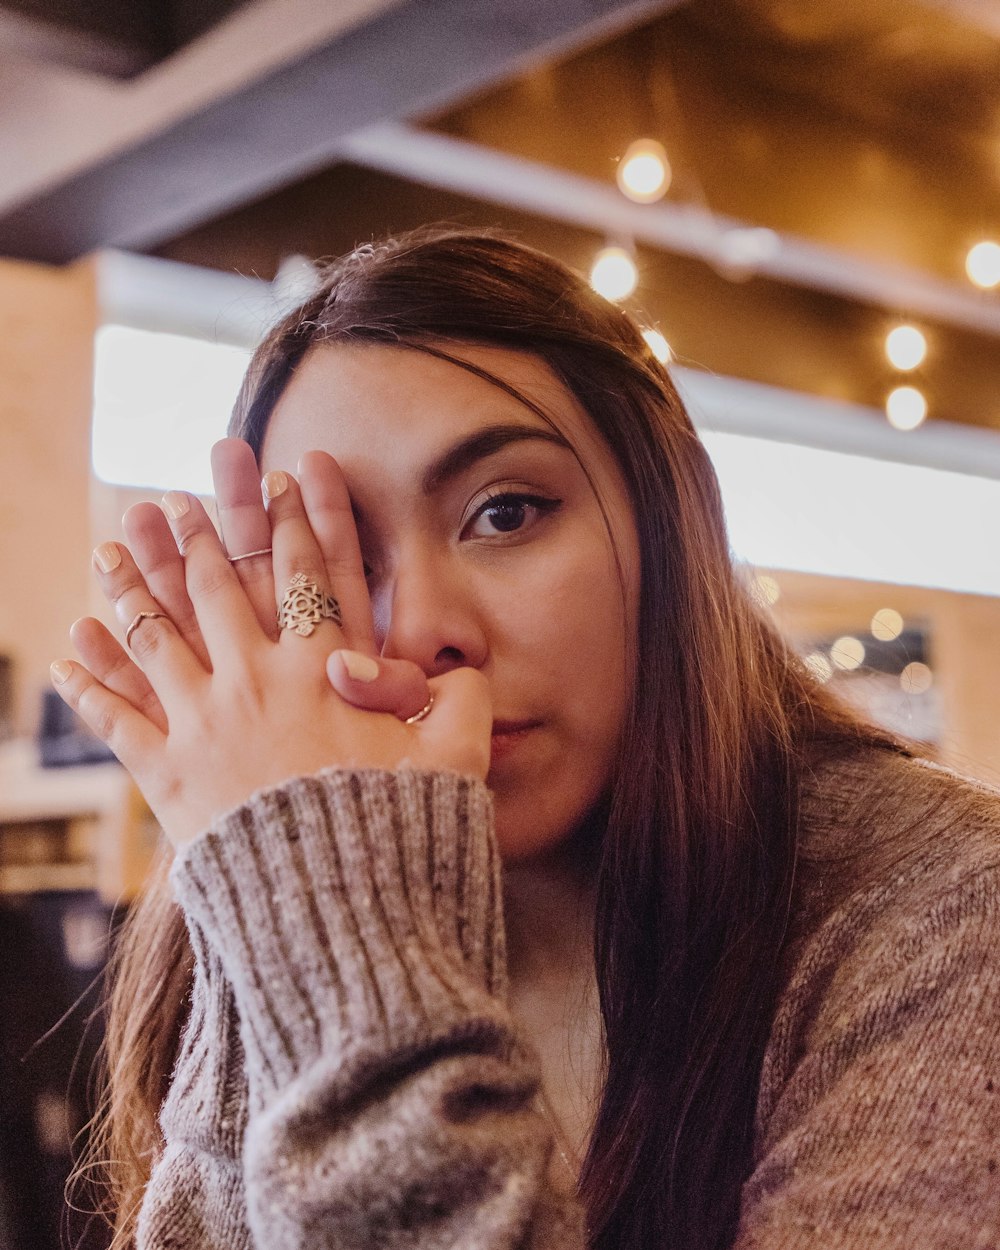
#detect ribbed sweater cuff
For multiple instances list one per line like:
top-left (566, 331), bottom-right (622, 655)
top-left (170, 768), bottom-right (506, 1093)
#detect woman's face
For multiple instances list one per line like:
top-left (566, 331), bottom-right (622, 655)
top-left (261, 342), bottom-right (641, 862)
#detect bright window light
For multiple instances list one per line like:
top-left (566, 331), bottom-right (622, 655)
top-left (702, 431), bottom-right (1000, 596)
top-left (93, 325), bottom-right (252, 494)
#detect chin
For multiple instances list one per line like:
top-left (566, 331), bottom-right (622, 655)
top-left (490, 783), bottom-right (606, 866)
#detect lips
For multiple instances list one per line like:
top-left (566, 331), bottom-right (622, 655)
top-left (491, 719), bottom-right (540, 736)
top-left (489, 719), bottom-right (541, 762)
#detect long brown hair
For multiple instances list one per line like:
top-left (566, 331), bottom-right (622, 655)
top-left (89, 228), bottom-right (899, 1249)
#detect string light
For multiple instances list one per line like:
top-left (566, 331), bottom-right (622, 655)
top-left (831, 635), bottom-right (865, 671)
top-left (886, 385), bottom-right (928, 431)
top-left (871, 608), bottom-right (904, 641)
top-left (641, 327), bottom-right (673, 363)
top-left (590, 246), bottom-right (638, 301)
top-left (885, 325), bottom-right (927, 371)
top-left (966, 241), bottom-right (1000, 290)
top-left (617, 139), bottom-right (672, 204)
top-left (900, 662), bottom-right (933, 694)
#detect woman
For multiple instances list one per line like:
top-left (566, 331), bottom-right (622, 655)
top-left (54, 230), bottom-right (999, 1249)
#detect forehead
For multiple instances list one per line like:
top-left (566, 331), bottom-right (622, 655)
top-left (259, 341), bottom-right (608, 476)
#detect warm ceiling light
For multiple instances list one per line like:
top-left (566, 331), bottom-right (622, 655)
top-left (870, 608), bottom-right (904, 641)
top-left (830, 635), bottom-right (865, 671)
top-left (966, 241), bottom-right (1000, 289)
top-left (886, 385), bottom-right (928, 431)
top-left (885, 325), bottom-right (927, 371)
top-left (900, 661), bottom-right (933, 694)
top-left (617, 139), bottom-right (671, 203)
top-left (641, 327), bottom-right (673, 363)
top-left (590, 246), bottom-right (638, 301)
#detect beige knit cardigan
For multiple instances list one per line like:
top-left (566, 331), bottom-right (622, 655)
top-left (135, 746), bottom-right (1000, 1248)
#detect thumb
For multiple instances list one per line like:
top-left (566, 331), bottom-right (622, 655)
top-left (327, 649), bottom-right (432, 720)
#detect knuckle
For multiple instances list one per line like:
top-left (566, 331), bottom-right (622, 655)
top-left (78, 686), bottom-right (118, 745)
top-left (128, 619), bottom-right (167, 662)
top-left (186, 558), bottom-right (233, 600)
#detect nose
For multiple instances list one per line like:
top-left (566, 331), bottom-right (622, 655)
top-left (373, 547), bottom-right (488, 678)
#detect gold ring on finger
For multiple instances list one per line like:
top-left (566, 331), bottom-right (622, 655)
top-left (277, 572), bottom-right (342, 637)
top-left (403, 693), bottom-right (435, 725)
top-left (125, 611), bottom-right (167, 649)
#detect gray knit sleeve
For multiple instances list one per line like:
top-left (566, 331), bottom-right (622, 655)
top-left (737, 787), bottom-right (1000, 1249)
top-left (165, 768), bottom-right (585, 1250)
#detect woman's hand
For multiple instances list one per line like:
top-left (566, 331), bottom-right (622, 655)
top-left (52, 458), bottom-right (491, 848)
top-left (68, 440), bottom-right (435, 730)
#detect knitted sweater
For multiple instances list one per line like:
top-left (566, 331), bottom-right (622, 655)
top-left (138, 748), bottom-right (1000, 1249)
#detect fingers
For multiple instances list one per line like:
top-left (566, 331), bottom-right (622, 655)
top-left (264, 469), bottom-right (346, 648)
top-left (299, 451), bottom-right (376, 653)
top-left (123, 503), bottom-right (212, 671)
top-left (92, 540), bottom-right (204, 695)
top-left (327, 651), bottom-right (432, 720)
top-left (211, 438), bottom-right (279, 640)
top-left (49, 657), bottom-right (164, 773)
top-left (159, 490), bottom-right (262, 660)
top-left (70, 616), bottom-right (169, 733)
top-left (418, 666), bottom-right (493, 781)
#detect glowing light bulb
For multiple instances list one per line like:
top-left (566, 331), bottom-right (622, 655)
top-left (641, 327), bottom-right (673, 363)
top-left (885, 325), bottom-right (927, 371)
top-left (617, 139), bottom-right (671, 204)
top-left (966, 241), bottom-right (1000, 289)
top-left (590, 247), bottom-right (638, 301)
top-left (900, 662), bottom-right (933, 694)
top-left (831, 636), bottom-right (865, 671)
top-left (804, 651), bottom-right (834, 684)
top-left (886, 386), bottom-right (927, 431)
top-left (871, 608), bottom-right (904, 641)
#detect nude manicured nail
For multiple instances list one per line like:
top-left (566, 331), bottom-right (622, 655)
top-left (262, 470), bottom-right (288, 500)
top-left (162, 491), bottom-right (190, 520)
top-left (339, 650), bottom-right (380, 682)
top-left (50, 660), bottom-right (72, 685)
top-left (94, 542), bottom-right (121, 573)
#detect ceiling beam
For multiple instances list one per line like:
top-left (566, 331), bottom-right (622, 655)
top-left (0, 7), bottom-right (151, 77)
top-left (0, 0), bottom-right (681, 263)
top-left (341, 123), bottom-right (1000, 340)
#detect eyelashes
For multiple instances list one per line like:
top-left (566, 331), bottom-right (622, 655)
top-left (360, 490), bottom-right (563, 579)
top-left (463, 491), bottom-right (562, 539)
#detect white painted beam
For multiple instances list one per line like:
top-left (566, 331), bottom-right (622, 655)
top-left (342, 124), bottom-right (1000, 340)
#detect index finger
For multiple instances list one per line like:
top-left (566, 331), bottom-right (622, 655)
top-left (298, 450), bottom-right (377, 654)
top-left (211, 438), bottom-right (279, 640)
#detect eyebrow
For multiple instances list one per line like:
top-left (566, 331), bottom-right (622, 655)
top-left (421, 423), bottom-right (573, 495)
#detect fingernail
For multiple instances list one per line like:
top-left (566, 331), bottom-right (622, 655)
top-left (262, 470), bottom-right (288, 501)
top-left (50, 660), bottom-right (72, 685)
top-left (162, 491), bottom-right (190, 520)
top-left (339, 650), bottom-right (380, 682)
top-left (93, 542), bottom-right (121, 573)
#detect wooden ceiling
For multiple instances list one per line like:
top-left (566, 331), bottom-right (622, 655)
top-left (2, 0), bottom-right (999, 436)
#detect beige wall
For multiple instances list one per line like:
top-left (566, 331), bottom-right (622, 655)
top-left (772, 571), bottom-right (1000, 787)
top-left (0, 256), bottom-right (97, 735)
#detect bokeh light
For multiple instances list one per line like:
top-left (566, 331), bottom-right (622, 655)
top-left (886, 386), bottom-right (928, 431)
top-left (590, 246), bottom-right (639, 301)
